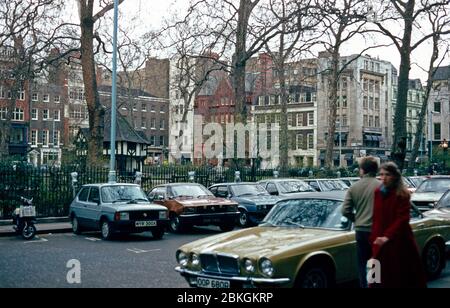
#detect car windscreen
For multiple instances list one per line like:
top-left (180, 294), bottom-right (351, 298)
top-left (169, 185), bottom-right (213, 198)
top-left (409, 177), bottom-right (424, 187)
top-left (278, 181), bottom-right (315, 193)
top-left (415, 179), bottom-right (450, 193)
top-left (320, 180), bottom-right (348, 191)
top-left (263, 199), bottom-right (347, 230)
top-left (230, 184), bottom-right (269, 197)
top-left (437, 191), bottom-right (450, 209)
top-left (101, 186), bottom-right (149, 203)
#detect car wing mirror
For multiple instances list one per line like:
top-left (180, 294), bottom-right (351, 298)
top-left (340, 216), bottom-right (350, 229)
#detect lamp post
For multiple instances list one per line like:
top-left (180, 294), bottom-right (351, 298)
top-left (428, 110), bottom-right (438, 168)
top-left (440, 139), bottom-right (448, 174)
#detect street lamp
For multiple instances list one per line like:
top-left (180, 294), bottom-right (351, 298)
top-left (439, 139), bottom-right (448, 173)
top-left (428, 110), bottom-right (438, 167)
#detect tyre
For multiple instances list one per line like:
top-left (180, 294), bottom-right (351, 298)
top-left (219, 223), bottom-right (235, 232)
top-left (238, 209), bottom-right (249, 227)
top-left (100, 219), bottom-right (114, 240)
top-left (71, 215), bottom-right (83, 235)
top-left (151, 228), bottom-right (165, 240)
top-left (169, 214), bottom-right (183, 233)
top-left (296, 266), bottom-right (332, 288)
top-left (423, 241), bottom-right (445, 280)
top-left (21, 222), bottom-right (36, 240)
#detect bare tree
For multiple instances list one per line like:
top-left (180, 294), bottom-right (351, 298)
top-left (409, 6), bottom-right (450, 169)
top-left (0, 0), bottom-right (66, 158)
top-left (371, 0), bottom-right (450, 170)
top-left (76, 0), bottom-right (125, 166)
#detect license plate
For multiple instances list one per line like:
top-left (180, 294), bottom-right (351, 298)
top-left (197, 277), bottom-right (230, 288)
top-left (135, 221), bottom-right (157, 227)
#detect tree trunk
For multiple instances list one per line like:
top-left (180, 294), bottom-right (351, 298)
top-left (324, 50), bottom-right (340, 168)
top-left (79, 3), bottom-right (105, 167)
top-left (391, 1), bottom-right (414, 171)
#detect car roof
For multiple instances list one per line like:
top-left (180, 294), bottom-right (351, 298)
top-left (280, 191), bottom-right (347, 202)
top-left (209, 182), bottom-right (262, 187)
top-left (304, 178), bottom-right (345, 181)
top-left (155, 183), bottom-right (204, 187)
top-left (81, 183), bottom-right (139, 188)
top-left (258, 178), bottom-right (308, 182)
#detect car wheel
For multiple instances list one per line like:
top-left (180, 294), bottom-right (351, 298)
top-left (151, 228), bottom-right (165, 240)
top-left (238, 209), bottom-right (249, 227)
top-left (423, 241), bottom-right (445, 280)
top-left (219, 223), bottom-right (235, 232)
top-left (296, 267), bottom-right (331, 288)
top-left (71, 216), bottom-right (82, 235)
top-left (169, 214), bottom-right (183, 233)
top-left (101, 220), bottom-right (114, 240)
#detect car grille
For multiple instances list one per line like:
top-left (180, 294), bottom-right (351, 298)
top-left (200, 253), bottom-right (240, 275)
top-left (412, 201), bottom-right (434, 210)
top-left (129, 211), bottom-right (159, 220)
top-left (196, 205), bottom-right (229, 214)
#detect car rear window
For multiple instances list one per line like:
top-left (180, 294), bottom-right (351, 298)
top-left (78, 187), bottom-right (90, 202)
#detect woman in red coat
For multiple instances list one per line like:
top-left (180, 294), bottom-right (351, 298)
top-left (370, 162), bottom-right (427, 288)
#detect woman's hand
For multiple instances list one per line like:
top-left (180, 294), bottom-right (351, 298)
top-left (373, 236), bottom-right (389, 247)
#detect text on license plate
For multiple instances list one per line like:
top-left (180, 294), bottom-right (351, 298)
top-left (197, 277), bottom-right (230, 288)
top-left (135, 221), bottom-right (157, 227)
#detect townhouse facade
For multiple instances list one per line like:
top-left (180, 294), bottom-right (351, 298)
top-left (429, 65), bottom-right (450, 146)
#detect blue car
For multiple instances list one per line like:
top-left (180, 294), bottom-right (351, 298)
top-left (208, 183), bottom-right (281, 227)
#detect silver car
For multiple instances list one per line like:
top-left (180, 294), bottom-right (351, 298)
top-left (69, 183), bottom-right (169, 240)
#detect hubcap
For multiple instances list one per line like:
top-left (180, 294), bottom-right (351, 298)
top-left (239, 212), bottom-right (247, 226)
top-left (22, 224), bottom-right (35, 239)
top-left (426, 244), bottom-right (441, 274)
top-left (302, 269), bottom-right (327, 288)
top-left (171, 217), bottom-right (179, 231)
top-left (72, 218), bottom-right (78, 232)
top-left (102, 222), bottom-right (109, 238)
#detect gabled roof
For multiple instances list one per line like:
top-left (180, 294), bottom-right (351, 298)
top-left (98, 85), bottom-right (156, 98)
top-left (79, 111), bottom-right (150, 145)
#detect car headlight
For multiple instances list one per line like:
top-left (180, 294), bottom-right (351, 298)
top-left (177, 251), bottom-right (188, 267)
top-left (228, 205), bottom-right (237, 212)
top-left (119, 212), bottom-right (129, 220)
top-left (244, 259), bottom-right (255, 273)
top-left (260, 258), bottom-right (274, 277)
top-left (159, 211), bottom-right (168, 219)
top-left (191, 253), bottom-right (200, 266)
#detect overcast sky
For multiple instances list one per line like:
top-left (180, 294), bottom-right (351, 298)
top-left (90, 0), bottom-right (449, 83)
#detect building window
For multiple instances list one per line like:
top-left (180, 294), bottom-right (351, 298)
top-left (31, 130), bottom-right (38, 147)
top-left (369, 116), bottom-right (374, 127)
top-left (151, 105), bottom-right (156, 113)
top-left (54, 110), bottom-right (60, 121)
top-left (54, 95), bottom-right (60, 103)
top-left (342, 114), bottom-right (348, 126)
top-left (288, 114), bottom-right (293, 126)
top-left (133, 103), bottom-right (137, 111)
top-left (375, 97), bottom-right (380, 110)
top-left (42, 130), bottom-right (49, 147)
top-left (308, 112), bottom-right (314, 126)
top-left (32, 93), bottom-right (38, 101)
top-left (159, 136), bottom-right (165, 147)
top-left (363, 96), bottom-right (368, 109)
top-left (0, 107), bottom-right (7, 120)
top-left (43, 109), bottom-right (49, 120)
top-left (296, 134), bottom-right (304, 150)
top-left (13, 108), bottom-right (24, 121)
top-left (18, 88), bottom-right (25, 101)
top-left (375, 116), bottom-right (380, 128)
top-left (69, 88), bottom-right (85, 101)
top-left (307, 134), bottom-right (314, 149)
top-left (434, 123), bottom-right (441, 140)
top-left (0, 86), bottom-right (5, 98)
top-left (160, 119), bottom-right (165, 130)
top-left (434, 101), bottom-right (441, 113)
top-left (52, 130), bottom-right (60, 147)
top-left (151, 118), bottom-right (156, 129)
top-left (297, 114), bottom-right (303, 127)
top-left (43, 94), bottom-right (50, 102)
top-left (160, 106), bottom-right (165, 113)
top-left (150, 136), bottom-right (155, 146)
top-left (363, 115), bottom-right (368, 127)
top-left (142, 103), bottom-right (147, 112)
top-left (31, 108), bottom-right (38, 120)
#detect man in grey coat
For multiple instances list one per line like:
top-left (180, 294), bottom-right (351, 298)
top-left (342, 156), bottom-right (380, 288)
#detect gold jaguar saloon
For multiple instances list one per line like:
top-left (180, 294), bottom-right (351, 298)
top-left (175, 192), bottom-right (450, 288)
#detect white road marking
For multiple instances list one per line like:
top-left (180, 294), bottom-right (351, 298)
top-left (23, 237), bottom-right (48, 244)
top-left (85, 237), bottom-right (102, 242)
top-left (127, 248), bottom-right (161, 254)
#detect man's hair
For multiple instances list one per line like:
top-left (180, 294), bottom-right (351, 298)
top-left (359, 156), bottom-right (379, 176)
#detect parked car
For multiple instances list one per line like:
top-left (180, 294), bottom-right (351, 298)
top-left (258, 179), bottom-right (316, 197)
top-left (69, 183), bottom-right (169, 240)
top-left (303, 179), bottom-right (349, 192)
top-left (147, 183), bottom-right (239, 233)
top-left (175, 191), bottom-right (450, 288)
top-left (339, 177), bottom-right (360, 187)
top-left (411, 177), bottom-right (450, 212)
top-left (208, 183), bottom-right (281, 227)
top-left (408, 176), bottom-right (427, 188)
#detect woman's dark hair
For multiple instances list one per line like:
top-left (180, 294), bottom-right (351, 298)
top-left (380, 162), bottom-right (409, 199)
top-left (359, 156), bottom-right (379, 176)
